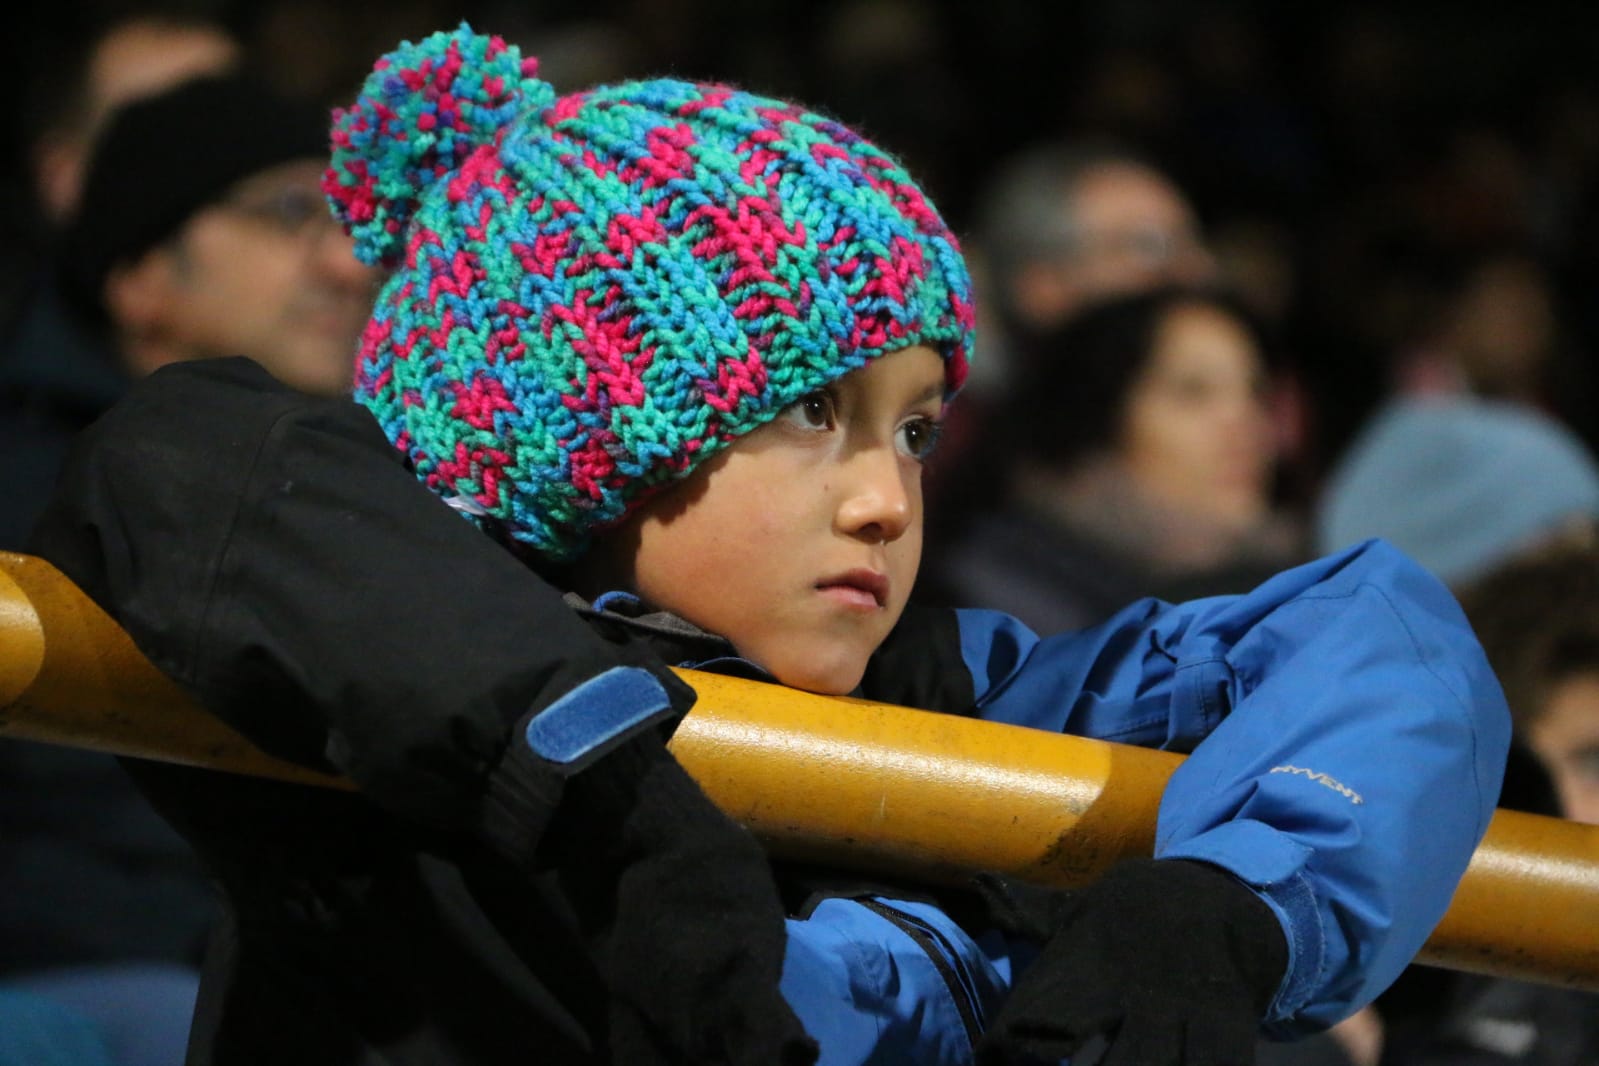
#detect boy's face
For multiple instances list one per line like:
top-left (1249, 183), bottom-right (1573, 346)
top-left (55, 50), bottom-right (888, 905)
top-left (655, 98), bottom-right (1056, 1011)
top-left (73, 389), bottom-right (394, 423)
top-left (593, 345), bottom-right (946, 695)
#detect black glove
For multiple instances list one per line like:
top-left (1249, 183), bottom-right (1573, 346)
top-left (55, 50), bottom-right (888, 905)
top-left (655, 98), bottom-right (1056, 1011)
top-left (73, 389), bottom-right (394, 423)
top-left (977, 858), bottom-right (1288, 1066)
top-left (546, 734), bottom-right (819, 1065)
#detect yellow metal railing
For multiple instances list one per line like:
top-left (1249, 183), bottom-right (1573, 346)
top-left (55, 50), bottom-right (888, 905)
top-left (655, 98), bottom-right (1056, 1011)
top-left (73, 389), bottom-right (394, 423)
top-left (2, 550), bottom-right (1596, 991)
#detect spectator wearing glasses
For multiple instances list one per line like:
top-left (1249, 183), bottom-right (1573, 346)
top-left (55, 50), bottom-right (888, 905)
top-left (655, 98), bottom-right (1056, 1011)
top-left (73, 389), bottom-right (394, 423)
top-left (0, 13), bottom-right (241, 553)
top-left (60, 73), bottom-right (379, 401)
top-left (926, 139), bottom-right (1225, 517)
top-left (2, 73), bottom-right (378, 553)
top-left (977, 140), bottom-right (1219, 343)
top-left (0, 70), bottom-right (378, 1066)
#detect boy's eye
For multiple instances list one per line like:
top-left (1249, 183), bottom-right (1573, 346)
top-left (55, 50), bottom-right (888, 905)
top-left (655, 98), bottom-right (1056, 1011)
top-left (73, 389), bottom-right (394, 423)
top-left (780, 391), bottom-right (836, 431)
top-left (896, 416), bottom-right (943, 462)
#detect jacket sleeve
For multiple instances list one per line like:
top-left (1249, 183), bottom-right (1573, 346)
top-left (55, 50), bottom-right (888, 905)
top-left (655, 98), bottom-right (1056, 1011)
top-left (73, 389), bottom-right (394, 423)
top-left (26, 356), bottom-right (695, 863)
top-left (781, 895), bottom-right (1012, 1066)
top-left (951, 541), bottom-right (1511, 1035)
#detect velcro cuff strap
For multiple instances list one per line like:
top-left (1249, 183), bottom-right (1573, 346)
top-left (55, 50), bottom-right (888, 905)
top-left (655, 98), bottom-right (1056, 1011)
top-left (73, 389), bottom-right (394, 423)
top-left (524, 666), bottom-right (675, 771)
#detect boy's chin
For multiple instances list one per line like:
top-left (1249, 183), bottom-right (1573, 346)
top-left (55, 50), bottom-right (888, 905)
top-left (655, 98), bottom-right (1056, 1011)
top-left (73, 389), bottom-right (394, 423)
top-left (732, 628), bottom-right (888, 696)
top-left (763, 657), bottom-right (867, 697)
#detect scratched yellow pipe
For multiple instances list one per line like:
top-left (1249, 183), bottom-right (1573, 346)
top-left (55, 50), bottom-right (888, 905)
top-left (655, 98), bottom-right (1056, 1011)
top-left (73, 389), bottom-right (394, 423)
top-left (2, 550), bottom-right (1596, 990)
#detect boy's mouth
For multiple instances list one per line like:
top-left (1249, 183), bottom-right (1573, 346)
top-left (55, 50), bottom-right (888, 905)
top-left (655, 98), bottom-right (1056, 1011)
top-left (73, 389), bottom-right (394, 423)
top-left (816, 569), bottom-right (889, 609)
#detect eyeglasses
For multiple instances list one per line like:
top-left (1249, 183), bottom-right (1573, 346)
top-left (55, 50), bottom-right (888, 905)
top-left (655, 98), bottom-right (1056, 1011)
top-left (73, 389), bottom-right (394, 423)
top-left (214, 184), bottom-right (335, 240)
top-left (1068, 226), bottom-right (1206, 267)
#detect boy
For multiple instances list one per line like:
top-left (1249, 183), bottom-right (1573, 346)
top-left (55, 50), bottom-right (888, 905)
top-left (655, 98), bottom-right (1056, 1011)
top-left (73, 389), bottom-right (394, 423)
top-left (30, 25), bottom-right (1509, 1066)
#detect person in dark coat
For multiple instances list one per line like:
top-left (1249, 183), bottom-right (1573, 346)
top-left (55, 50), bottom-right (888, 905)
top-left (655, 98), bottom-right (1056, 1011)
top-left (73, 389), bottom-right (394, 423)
top-left (0, 61), bottom-right (372, 1066)
top-left (926, 285), bottom-right (1306, 632)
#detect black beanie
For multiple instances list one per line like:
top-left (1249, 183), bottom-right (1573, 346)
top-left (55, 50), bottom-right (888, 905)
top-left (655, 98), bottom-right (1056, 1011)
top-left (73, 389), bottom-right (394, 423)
top-left (62, 73), bottom-right (331, 320)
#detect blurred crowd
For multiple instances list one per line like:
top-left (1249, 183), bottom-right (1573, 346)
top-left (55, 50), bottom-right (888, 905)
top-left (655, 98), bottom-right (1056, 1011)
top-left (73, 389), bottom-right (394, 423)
top-left (2, 1), bottom-right (1598, 1065)
top-left (8, 0), bottom-right (1599, 529)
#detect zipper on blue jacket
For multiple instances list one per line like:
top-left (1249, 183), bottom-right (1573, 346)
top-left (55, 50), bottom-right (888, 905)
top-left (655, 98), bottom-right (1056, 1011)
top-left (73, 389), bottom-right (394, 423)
top-left (856, 898), bottom-right (984, 1052)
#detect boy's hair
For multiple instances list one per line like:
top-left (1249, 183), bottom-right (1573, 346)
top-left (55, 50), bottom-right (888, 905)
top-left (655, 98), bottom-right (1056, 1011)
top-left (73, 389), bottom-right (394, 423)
top-left (1455, 537), bottom-right (1599, 734)
top-left (325, 24), bottom-right (974, 562)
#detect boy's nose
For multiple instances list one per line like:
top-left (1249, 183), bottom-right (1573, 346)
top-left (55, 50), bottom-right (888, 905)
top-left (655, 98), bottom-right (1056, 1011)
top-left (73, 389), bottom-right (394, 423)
top-left (836, 448), bottom-right (914, 543)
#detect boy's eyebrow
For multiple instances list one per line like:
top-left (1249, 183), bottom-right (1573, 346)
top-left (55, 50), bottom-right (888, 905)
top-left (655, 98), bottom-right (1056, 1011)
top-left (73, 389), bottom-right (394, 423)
top-left (912, 381), bottom-right (945, 406)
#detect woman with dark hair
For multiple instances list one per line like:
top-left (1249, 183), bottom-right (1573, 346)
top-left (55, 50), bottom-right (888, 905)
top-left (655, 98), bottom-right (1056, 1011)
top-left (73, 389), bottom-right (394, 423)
top-left (925, 285), bottom-right (1306, 632)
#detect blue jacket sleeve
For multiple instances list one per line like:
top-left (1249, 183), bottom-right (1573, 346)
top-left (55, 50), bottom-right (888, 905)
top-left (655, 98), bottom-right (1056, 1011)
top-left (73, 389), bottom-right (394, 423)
top-left (955, 539), bottom-right (1511, 1035)
top-left (780, 896), bottom-right (1012, 1066)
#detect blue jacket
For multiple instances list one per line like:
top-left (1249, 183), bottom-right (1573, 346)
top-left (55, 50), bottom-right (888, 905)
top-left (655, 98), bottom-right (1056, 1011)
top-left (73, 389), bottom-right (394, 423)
top-left (779, 540), bottom-right (1509, 1064)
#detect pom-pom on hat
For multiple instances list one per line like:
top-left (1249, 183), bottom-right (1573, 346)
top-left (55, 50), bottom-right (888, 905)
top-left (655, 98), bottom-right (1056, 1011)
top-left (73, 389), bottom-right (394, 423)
top-left (325, 24), bottom-right (974, 561)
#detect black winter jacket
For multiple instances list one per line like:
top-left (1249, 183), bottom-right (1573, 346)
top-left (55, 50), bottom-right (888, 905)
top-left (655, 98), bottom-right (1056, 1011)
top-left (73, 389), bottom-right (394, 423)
top-left (29, 357), bottom-right (978, 1065)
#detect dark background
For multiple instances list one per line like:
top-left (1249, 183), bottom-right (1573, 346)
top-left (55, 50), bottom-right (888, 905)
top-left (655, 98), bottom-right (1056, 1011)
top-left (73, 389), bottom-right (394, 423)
top-left (9, 0), bottom-right (1599, 488)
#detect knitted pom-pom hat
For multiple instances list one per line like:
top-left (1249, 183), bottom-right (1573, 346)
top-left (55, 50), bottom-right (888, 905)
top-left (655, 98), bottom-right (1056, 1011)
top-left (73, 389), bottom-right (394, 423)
top-left (325, 24), bottom-right (974, 561)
